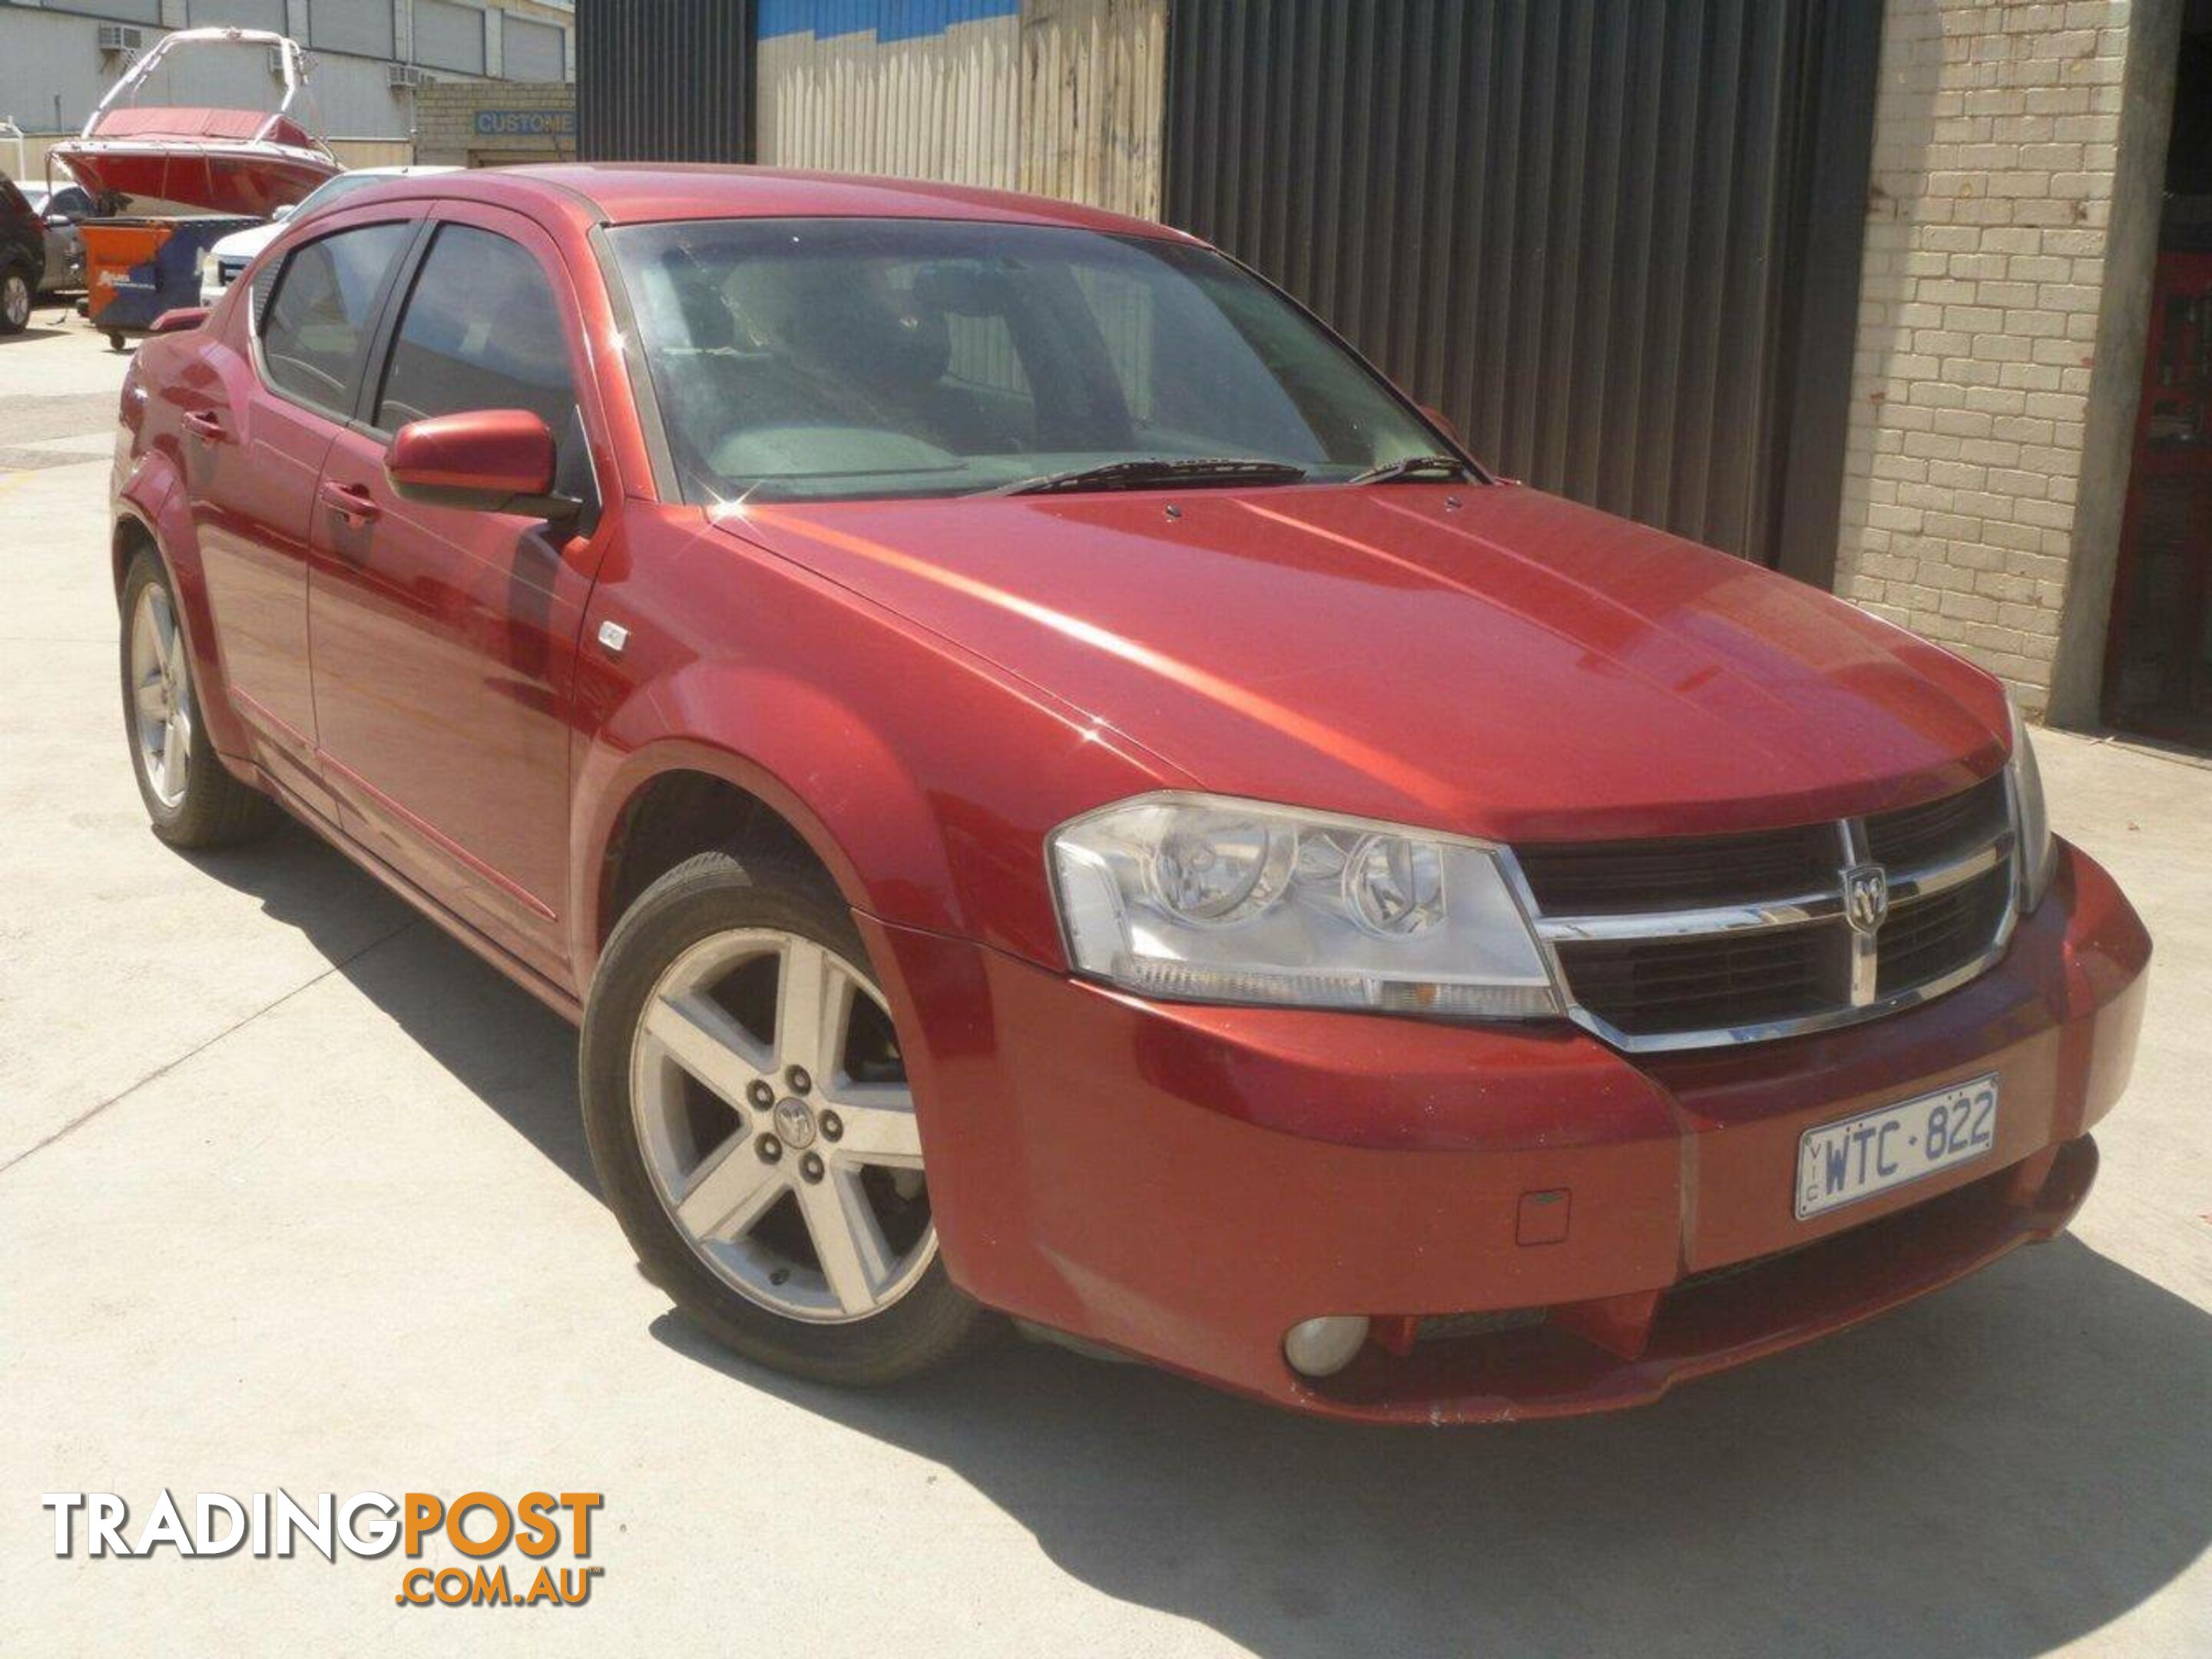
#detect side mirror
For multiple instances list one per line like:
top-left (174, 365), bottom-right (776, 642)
top-left (386, 409), bottom-right (575, 518)
top-left (1421, 403), bottom-right (1465, 449)
top-left (271, 203), bottom-right (295, 222)
top-left (149, 306), bottom-right (210, 334)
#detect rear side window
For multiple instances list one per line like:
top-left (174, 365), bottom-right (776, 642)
top-left (373, 224), bottom-right (575, 434)
top-left (257, 221), bottom-right (413, 414)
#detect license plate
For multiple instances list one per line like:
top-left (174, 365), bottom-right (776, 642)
top-left (1795, 1074), bottom-right (1999, 1220)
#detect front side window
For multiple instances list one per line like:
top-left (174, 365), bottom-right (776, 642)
top-left (257, 220), bottom-right (413, 412)
top-left (608, 218), bottom-right (1441, 503)
top-left (374, 223), bottom-right (575, 435)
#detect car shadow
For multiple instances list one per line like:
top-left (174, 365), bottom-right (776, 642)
top-left (177, 818), bottom-right (2212, 1657)
top-left (177, 818), bottom-right (594, 1193)
top-left (650, 1240), bottom-right (2212, 1657)
top-left (0, 325), bottom-right (72, 344)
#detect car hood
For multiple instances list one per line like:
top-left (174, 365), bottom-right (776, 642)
top-left (720, 483), bottom-right (2009, 843)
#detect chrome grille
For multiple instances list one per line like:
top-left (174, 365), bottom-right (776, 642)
top-left (1509, 773), bottom-right (2020, 1051)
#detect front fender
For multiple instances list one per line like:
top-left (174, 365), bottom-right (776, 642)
top-left (569, 636), bottom-right (1185, 992)
top-left (570, 666), bottom-right (929, 975)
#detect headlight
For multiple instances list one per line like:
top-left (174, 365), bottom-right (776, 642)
top-left (1048, 793), bottom-right (1559, 1018)
top-left (2006, 694), bottom-right (2055, 912)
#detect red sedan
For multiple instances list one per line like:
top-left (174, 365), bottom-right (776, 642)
top-left (111, 165), bottom-right (2149, 1422)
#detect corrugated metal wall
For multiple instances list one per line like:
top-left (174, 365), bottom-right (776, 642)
top-left (578, 0), bottom-right (754, 164)
top-left (1165, 0), bottom-right (1882, 575)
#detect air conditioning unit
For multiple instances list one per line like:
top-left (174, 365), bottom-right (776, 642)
top-left (97, 24), bottom-right (144, 56)
top-left (389, 63), bottom-right (430, 90)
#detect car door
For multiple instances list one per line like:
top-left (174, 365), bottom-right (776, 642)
top-left (188, 210), bottom-right (420, 815)
top-left (306, 203), bottom-right (607, 982)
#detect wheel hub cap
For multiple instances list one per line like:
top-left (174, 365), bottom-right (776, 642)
top-left (129, 584), bottom-right (192, 808)
top-left (628, 929), bottom-right (935, 1324)
top-left (771, 1098), bottom-right (816, 1148)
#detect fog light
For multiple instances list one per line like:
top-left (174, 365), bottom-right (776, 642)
top-left (1283, 1315), bottom-right (1370, 1378)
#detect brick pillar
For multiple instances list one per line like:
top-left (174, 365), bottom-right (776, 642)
top-left (1832, 1), bottom-right (2139, 718)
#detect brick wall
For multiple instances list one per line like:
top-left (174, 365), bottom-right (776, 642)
top-left (1833, 1), bottom-right (2136, 717)
top-left (413, 79), bottom-right (577, 167)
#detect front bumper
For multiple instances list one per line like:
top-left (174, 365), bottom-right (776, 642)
top-left (861, 841), bottom-right (2148, 1422)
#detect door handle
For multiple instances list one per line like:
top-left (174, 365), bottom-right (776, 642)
top-left (183, 409), bottom-right (227, 444)
top-left (319, 481), bottom-right (381, 528)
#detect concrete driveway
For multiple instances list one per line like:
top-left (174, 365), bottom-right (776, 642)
top-left (2, 320), bottom-right (2207, 1657)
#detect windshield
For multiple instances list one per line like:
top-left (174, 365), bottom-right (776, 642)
top-left (608, 218), bottom-right (1445, 503)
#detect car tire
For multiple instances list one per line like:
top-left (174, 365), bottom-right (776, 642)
top-left (0, 267), bottom-right (31, 334)
top-left (581, 848), bottom-right (993, 1386)
top-left (119, 548), bottom-right (283, 848)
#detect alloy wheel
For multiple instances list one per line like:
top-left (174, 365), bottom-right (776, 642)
top-left (2, 273), bottom-right (29, 330)
top-left (128, 582), bottom-right (192, 808)
top-left (629, 928), bottom-right (935, 1323)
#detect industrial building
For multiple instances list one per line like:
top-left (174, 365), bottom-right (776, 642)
top-left (580, 0), bottom-right (2211, 746)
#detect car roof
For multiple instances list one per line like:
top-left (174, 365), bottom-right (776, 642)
top-left (346, 162), bottom-right (1196, 243)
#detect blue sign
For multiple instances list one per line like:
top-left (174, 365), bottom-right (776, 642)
top-left (472, 109), bottom-right (576, 138)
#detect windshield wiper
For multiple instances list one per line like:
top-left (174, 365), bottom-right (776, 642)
top-left (1349, 453), bottom-right (1475, 485)
top-left (988, 457), bottom-right (1308, 496)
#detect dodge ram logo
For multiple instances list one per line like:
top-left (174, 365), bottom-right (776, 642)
top-left (1843, 864), bottom-right (1889, 935)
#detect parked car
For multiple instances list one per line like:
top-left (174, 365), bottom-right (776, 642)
top-left (110, 166), bottom-right (2151, 1422)
top-left (0, 173), bottom-right (45, 331)
top-left (195, 164), bottom-right (457, 306)
top-left (19, 180), bottom-right (94, 292)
